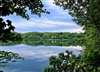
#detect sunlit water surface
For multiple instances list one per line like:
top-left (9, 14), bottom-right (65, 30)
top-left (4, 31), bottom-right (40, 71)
top-left (0, 44), bottom-right (82, 72)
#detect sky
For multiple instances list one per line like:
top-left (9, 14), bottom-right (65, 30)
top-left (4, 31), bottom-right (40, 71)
top-left (3, 0), bottom-right (84, 33)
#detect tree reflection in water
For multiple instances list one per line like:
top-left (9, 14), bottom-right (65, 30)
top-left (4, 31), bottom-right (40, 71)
top-left (0, 51), bottom-right (24, 72)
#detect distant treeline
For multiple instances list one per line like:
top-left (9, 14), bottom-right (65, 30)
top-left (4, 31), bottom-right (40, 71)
top-left (22, 32), bottom-right (85, 40)
top-left (21, 32), bottom-right (85, 46)
top-left (0, 32), bottom-right (85, 46)
top-left (22, 39), bottom-right (85, 46)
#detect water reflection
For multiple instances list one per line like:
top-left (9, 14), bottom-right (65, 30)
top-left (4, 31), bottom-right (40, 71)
top-left (22, 39), bottom-right (84, 46)
top-left (0, 44), bottom-right (82, 72)
top-left (0, 49), bottom-right (24, 72)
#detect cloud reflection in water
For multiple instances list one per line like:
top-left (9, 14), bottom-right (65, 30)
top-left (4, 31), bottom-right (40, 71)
top-left (0, 44), bottom-right (82, 72)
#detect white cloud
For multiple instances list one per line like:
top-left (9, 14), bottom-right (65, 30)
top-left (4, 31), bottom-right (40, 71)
top-left (12, 18), bottom-right (77, 28)
top-left (43, 0), bottom-right (55, 8)
top-left (3, 15), bottom-right (82, 33)
top-left (1, 45), bottom-right (82, 59)
top-left (3, 69), bottom-right (33, 72)
top-left (2, 0), bottom-right (81, 33)
top-left (62, 46), bottom-right (83, 50)
top-left (52, 27), bottom-right (84, 33)
top-left (43, 0), bottom-right (69, 15)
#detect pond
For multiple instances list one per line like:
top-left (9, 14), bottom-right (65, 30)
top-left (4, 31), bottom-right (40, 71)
top-left (0, 44), bottom-right (82, 72)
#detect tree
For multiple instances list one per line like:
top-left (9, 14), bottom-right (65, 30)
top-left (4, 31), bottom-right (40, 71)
top-left (0, 0), bottom-right (50, 41)
top-left (54, 0), bottom-right (100, 71)
top-left (44, 50), bottom-right (86, 72)
top-left (0, 18), bottom-right (22, 42)
top-left (1, 0), bottom-right (50, 19)
top-left (0, 51), bottom-right (24, 72)
top-left (54, 0), bottom-right (100, 35)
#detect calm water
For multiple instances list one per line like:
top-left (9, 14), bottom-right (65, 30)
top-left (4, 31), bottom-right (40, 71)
top-left (0, 44), bottom-right (82, 72)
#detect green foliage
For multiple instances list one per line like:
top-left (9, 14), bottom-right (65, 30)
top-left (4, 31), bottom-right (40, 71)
top-left (0, 18), bottom-right (14, 41)
top-left (0, 39), bottom-right (84, 47)
top-left (44, 50), bottom-right (84, 72)
top-left (0, 0), bottom-right (49, 42)
top-left (44, 47), bottom-right (100, 72)
top-left (44, 0), bottom-right (100, 72)
top-left (22, 32), bottom-right (85, 40)
top-left (1, 0), bottom-right (50, 19)
top-left (0, 51), bottom-right (24, 72)
top-left (0, 32), bottom-right (85, 46)
top-left (54, 0), bottom-right (100, 35)
top-left (21, 32), bottom-right (85, 46)
top-left (0, 51), bottom-right (24, 67)
top-left (80, 26), bottom-right (100, 72)
top-left (0, 18), bottom-right (22, 42)
top-left (43, 26), bottom-right (100, 72)
top-left (0, 41), bottom-right (21, 46)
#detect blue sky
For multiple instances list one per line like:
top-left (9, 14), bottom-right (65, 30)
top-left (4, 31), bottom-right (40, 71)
top-left (3, 0), bottom-right (84, 33)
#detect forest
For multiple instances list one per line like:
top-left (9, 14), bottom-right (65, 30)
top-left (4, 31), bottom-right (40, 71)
top-left (44, 0), bottom-right (100, 72)
top-left (0, 0), bottom-right (100, 72)
top-left (0, 32), bottom-right (85, 46)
